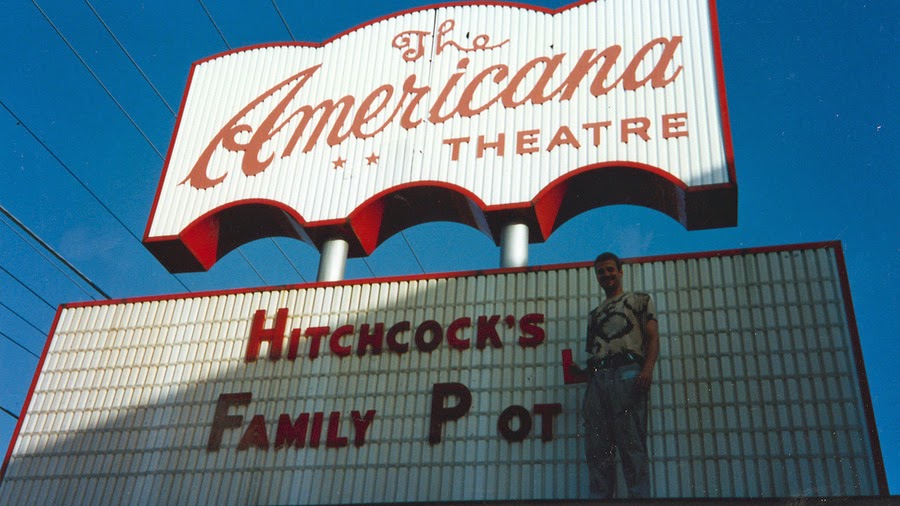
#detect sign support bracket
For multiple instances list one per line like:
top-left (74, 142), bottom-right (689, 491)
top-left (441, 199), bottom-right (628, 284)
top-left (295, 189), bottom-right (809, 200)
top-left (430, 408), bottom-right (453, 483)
top-left (317, 238), bottom-right (349, 281)
top-left (500, 222), bottom-right (529, 268)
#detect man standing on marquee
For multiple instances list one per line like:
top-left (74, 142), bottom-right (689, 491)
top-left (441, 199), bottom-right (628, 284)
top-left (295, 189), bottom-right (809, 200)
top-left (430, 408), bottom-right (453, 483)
top-left (572, 252), bottom-right (659, 498)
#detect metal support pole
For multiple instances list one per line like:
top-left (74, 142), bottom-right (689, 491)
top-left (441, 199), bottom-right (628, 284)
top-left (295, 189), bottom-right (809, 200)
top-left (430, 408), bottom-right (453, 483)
top-left (317, 238), bottom-right (349, 282)
top-left (500, 222), bottom-right (529, 268)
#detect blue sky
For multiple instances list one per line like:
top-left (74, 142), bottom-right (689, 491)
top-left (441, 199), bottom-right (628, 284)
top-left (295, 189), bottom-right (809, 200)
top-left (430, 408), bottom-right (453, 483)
top-left (1, 0), bottom-right (897, 494)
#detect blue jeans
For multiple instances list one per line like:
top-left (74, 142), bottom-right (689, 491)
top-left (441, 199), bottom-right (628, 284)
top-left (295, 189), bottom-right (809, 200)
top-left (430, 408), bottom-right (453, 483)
top-left (582, 363), bottom-right (650, 498)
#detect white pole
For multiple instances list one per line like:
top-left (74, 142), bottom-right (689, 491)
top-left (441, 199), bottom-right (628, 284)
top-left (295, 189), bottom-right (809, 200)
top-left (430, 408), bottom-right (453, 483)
top-left (500, 222), bottom-right (529, 268)
top-left (317, 238), bottom-right (349, 282)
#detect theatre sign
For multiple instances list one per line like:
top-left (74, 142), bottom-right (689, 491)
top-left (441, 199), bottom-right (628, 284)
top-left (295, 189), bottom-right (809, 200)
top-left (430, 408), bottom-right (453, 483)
top-left (143, 0), bottom-right (736, 272)
top-left (0, 244), bottom-right (886, 503)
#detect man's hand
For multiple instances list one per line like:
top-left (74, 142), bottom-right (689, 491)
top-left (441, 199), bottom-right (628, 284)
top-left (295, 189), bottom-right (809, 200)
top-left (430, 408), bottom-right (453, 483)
top-left (634, 367), bottom-right (653, 392)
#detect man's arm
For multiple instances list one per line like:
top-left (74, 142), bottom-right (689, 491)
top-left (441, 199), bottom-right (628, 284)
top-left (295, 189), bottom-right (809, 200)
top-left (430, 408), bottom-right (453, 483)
top-left (636, 319), bottom-right (659, 391)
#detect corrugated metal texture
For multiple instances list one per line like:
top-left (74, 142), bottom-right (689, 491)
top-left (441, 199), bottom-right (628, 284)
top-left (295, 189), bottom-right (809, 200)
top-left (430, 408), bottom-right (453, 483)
top-left (640, 248), bottom-right (879, 497)
top-left (148, 0), bottom-right (728, 238)
top-left (0, 245), bottom-right (879, 504)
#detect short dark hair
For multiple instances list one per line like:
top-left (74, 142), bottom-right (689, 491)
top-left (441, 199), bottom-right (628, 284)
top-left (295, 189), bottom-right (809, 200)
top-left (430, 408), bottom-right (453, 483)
top-left (594, 252), bottom-right (622, 271)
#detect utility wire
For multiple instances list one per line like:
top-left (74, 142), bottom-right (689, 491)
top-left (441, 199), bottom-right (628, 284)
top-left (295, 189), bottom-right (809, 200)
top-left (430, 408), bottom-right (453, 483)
top-left (271, 0), bottom-right (296, 41)
top-left (361, 258), bottom-right (376, 277)
top-left (84, 0), bottom-right (278, 291)
top-left (198, 0), bottom-right (230, 48)
top-left (84, 0), bottom-right (287, 285)
top-left (87, 1), bottom-right (292, 286)
top-left (0, 265), bottom-right (57, 311)
top-left (78, 2), bottom-right (275, 287)
top-left (23, 2), bottom-right (190, 291)
top-left (400, 230), bottom-right (427, 273)
top-left (0, 99), bottom-right (190, 293)
top-left (270, 240), bottom-right (307, 282)
top-left (237, 250), bottom-right (268, 285)
top-left (0, 301), bottom-right (48, 337)
top-left (82, 0), bottom-right (176, 115)
top-left (0, 331), bottom-right (40, 360)
top-left (0, 206), bottom-right (106, 299)
top-left (31, 0), bottom-right (165, 160)
top-left (0, 404), bottom-right (19, 420)
top-left (0, 216), bottom-right (96, 300)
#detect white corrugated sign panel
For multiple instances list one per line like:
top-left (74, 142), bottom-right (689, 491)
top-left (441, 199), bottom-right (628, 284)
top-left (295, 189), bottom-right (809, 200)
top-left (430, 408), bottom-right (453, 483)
top-left (0, 244), bottom-right (883, 503)
top-left (146, 0), bottom-right (731, 240)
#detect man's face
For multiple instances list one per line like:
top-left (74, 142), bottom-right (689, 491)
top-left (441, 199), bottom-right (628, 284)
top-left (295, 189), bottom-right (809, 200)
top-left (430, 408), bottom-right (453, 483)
top-left (595, 259), bottom-right (622, 293)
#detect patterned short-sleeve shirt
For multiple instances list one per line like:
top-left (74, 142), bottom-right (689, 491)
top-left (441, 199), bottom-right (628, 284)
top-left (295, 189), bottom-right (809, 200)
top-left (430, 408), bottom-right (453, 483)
top-left (586, 292), bottom-right (656, 358)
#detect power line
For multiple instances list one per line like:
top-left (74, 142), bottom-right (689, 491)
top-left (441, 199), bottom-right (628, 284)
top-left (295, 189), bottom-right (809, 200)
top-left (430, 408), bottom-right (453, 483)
top-left (0, 265), bottom-right (57, 311)
top-left (197, 0), bottom-right (230, 49)
top-left (0, 99), bottom-right (191, 293)
top-left (400, 230), bottom-right (427, 273)
top-left (0, 217), bottom-right (96, 300)
top-left (0, 205), bottom-right (107, 299)
top-left (271, 0), bottom-right (296, 41)
top-left (270, 239), bottom-right (307, 282)
top-left (74, 0), bottom-right (284, 287)
top-left (0, 301), bottom-right (48, 337)
top-left (82, 0), bottom-right (176, 115)
top-left (28, 1), bottom-right (197, 292)
top-left (0, 404), bottom-right (19, 420)
top-left (237, 250), bottom-right (268, 285)
top-left (79, 0), bottom-right (276, 287)
top-left (0, 331), bottom-right (40, 360)
top-left (15, 5), bottom-right (189, 292)
top-left (85, 1), bottom-right (282, 288)
top-left (30, 0), bottom-right (165, 160)
top-left (361, 258), bottom-right (376, 277)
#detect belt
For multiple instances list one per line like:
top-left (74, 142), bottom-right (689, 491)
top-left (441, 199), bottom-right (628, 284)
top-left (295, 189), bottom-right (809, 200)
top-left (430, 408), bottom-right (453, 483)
top-left (589, 352), bottom-right (644, 371)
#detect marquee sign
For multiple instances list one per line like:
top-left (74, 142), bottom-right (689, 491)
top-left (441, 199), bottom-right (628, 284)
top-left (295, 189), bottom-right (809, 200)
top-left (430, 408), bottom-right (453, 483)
top-left (0, 244), bottom-right (885, 503)
top-left (143, 0), bottom-right (736, 272)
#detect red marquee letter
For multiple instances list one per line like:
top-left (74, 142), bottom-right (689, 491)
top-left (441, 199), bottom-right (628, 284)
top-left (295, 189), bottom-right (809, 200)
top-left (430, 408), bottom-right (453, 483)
top-left (207, 392), bottom-right (252, 451)
top-left (245, 308), bottom-right (288, 362)
top-left (428, 382), bottom-right (472, 444)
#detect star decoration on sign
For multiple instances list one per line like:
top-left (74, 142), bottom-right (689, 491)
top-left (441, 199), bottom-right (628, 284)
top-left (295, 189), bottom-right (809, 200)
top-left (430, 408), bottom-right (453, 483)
top-left (329, 153), bottom-right (379, 170)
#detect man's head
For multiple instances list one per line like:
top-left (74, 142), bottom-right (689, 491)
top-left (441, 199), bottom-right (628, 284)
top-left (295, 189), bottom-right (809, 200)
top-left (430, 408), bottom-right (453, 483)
top-left (594, 252), bottom-right (623, 296)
